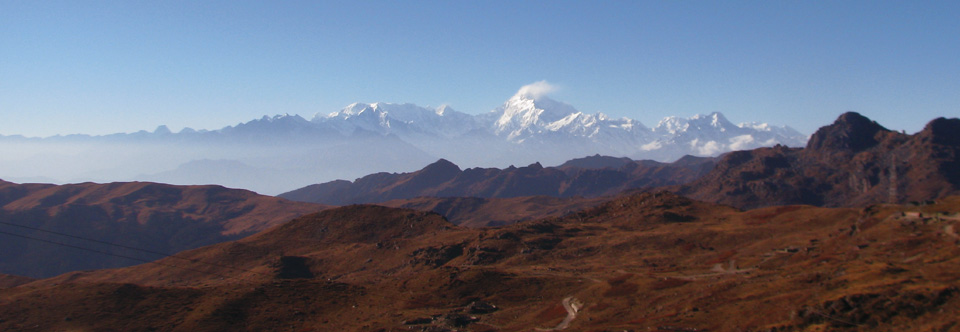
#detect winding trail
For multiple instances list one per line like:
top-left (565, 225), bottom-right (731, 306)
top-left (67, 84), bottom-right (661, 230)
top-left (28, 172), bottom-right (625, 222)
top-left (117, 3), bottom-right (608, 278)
top-left (536, 296), bottom-right (583, 331)
top-left (945, 224), bottom-right (958, 240)
top-left (937, 213), bottom-right (960, 221)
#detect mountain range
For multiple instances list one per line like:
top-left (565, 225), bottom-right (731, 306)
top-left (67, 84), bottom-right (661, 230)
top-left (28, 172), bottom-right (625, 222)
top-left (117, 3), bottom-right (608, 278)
top-left (1, 111), bottom-right (959, 330)
top-left (3, 111), bottom-right (955, 280)
top-left (676, 112), bottom-right (960, 209)
top-left (0, 84), bottom-right (806, 195)
top-left (280, 112), bottom-right (960, 211)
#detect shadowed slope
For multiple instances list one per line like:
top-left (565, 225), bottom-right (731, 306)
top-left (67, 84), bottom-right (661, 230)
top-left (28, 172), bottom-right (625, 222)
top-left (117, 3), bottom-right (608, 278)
top-left (0, 274), bottom-right (33, 289)
top-left (280, 156), bottom-right (714, 205)
top-left (0, 181), bottom-right (329, 278)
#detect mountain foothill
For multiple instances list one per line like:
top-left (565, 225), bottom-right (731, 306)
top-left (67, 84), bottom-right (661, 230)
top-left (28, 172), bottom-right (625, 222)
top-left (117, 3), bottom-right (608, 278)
top-left (0, 111), bottom-right (958, 331)
top-left (0, 181), bottom-right (329, 278)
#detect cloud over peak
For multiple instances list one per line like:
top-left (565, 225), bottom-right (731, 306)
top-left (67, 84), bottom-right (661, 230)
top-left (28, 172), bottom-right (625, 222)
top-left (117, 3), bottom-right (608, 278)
top-left (514, 80), bottom-right (557, 100)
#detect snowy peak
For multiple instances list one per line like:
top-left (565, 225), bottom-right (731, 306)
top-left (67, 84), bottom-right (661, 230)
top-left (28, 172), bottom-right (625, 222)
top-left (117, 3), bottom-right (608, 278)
top-left (513, 93), bottom-right (581, 119)
top-left (496, 94), bottom-right (579, 129)
top-left (491, 84), bottom-right (621, 140)
top-left (494, 95), bottom-right (545, 138)
top-left (322, 103), bottom-right (387, 121)
top-left (313, 102), bottom-right (480, 138)
top-left (320, 102), bottom-right (465, 122)
top-left (314, 103), bottom-right (393, 135)
top-left (690, 112), bottom-right (735, 129)
top-left (271, 113), bottom-right (306, 121)
top-left (169, 82), bottom-right (807, 161)
top-left (654, 116), bottom-right (689, 135)
top-left (239, 113), bottom-right (310, 127)
top-left (738, 121), bottom-right (807, 140)
top-left (655, 112), bottom-right (735, 134)
top-left (435, 104), bottom-right (453, 116)
top-left (641, 111), bottom-right (810, 157)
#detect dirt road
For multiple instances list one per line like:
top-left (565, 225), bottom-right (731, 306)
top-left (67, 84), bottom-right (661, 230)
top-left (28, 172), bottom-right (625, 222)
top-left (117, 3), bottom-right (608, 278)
top-left (536, 296), bottom-right (583, 331)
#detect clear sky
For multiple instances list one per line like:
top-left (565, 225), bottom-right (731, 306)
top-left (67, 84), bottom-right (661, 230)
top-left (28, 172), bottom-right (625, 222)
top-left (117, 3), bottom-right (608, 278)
top-left (1, 0), bottom-right (958, 137)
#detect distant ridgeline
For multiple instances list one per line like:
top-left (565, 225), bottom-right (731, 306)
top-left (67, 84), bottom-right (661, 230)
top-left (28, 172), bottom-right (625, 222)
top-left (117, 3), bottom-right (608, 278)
top-left (278, 155), bottom-right (715, 205)
top-left (676, 113), bottom-right (960, 209)
top-left (283, 113), bottom-right (960, 210)
top-left (0, 180), bottom-right (326, 278)
top-left (0, 87), bottom-right (804, 195)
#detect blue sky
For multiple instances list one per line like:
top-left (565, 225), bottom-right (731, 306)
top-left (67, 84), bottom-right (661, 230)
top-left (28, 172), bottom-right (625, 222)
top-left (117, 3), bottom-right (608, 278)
top-left (1, 0), bottom-right (958, 137)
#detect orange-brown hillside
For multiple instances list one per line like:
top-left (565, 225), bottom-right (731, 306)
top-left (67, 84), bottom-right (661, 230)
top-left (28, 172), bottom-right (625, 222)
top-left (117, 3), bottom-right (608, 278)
top-left (0, 273), bottom-right (33, 289)
top-left (0, 180), bottom-right (329, 278)
top-left (378, 195), bottom-right (609, 227)
top-left (3, 192), bottom-right (958, 331)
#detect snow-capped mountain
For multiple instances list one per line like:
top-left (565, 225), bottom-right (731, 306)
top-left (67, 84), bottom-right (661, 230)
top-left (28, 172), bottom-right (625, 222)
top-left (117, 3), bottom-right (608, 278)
top-left (490, 90), bottom-right (582, 140)
top-left (298, 84), bottom-right (806, 161)
top-left (221, 114), bottom-right (316, 136)
top-left (0, 82), bottom-right (809, 194)
top-left (485, 89), bottom-right (650, 146)
top-left (647, 112), bottom-right (807, 156)
top-left (308, 87), bottom-right (806, 161)
top-left (314, 102), bottom-right (481, 138)
top-left (738, 121), bottom-right (808, 142)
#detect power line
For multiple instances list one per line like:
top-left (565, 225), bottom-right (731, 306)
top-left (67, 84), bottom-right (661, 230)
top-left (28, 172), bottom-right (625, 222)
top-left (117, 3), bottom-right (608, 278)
top-left (0, 224), bottom-right (457, 307)
top-left (0, 220), bottom-right (269, 278)
top-left (0, 229), bottom-right (237, 280)
top-left (0, 220), bottom-right (171, 257)
top-left (0, 224), bottom-right (502, 311)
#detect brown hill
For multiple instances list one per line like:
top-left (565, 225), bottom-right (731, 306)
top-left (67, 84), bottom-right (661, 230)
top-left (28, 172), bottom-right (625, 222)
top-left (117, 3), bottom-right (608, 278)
top-left (280, 155), bottom-right (714, 205)
top-left (3, 192), bottom-right (958, 331)
top-left (0, 180), bottom-right (328, 278)
top-left (0, 273), bottom-right (33, 289)
top-left (378, 195), bottom-right (609, 227)
top-left (675, 113), bottom-right (960, 209)
top-left (556, 154), bottom-right (635, 169)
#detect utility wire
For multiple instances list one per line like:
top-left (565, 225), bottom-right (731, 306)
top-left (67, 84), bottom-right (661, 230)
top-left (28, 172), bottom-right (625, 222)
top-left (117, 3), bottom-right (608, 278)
top-left (0, 220), bottom-right (269, 278)
top-left (0, 222), bottom-right (479, 309)
top-left (1, 225), bottom-right (499, 310)
top-left (0, 229), bottom-right (237, 280)
top-left (0, 220), bottom-right (172, 257)
top-left (2, 226), bottom-right (449, 307)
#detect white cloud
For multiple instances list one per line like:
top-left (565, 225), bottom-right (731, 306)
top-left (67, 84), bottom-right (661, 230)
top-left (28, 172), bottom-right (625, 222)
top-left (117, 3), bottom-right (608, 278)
top-left (691, 139), bottom-right (723, 155)
top-left (515, 80), bottom-right (557, 100)
top-left (640, 141), bottom-right (662, 151)
top-left (728, 134), bottom-right (755, 150)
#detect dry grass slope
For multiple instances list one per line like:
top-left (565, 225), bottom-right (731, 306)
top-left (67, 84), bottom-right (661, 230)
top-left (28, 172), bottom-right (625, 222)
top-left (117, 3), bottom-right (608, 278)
top-left (1, 192), bottom-right (958, 331)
